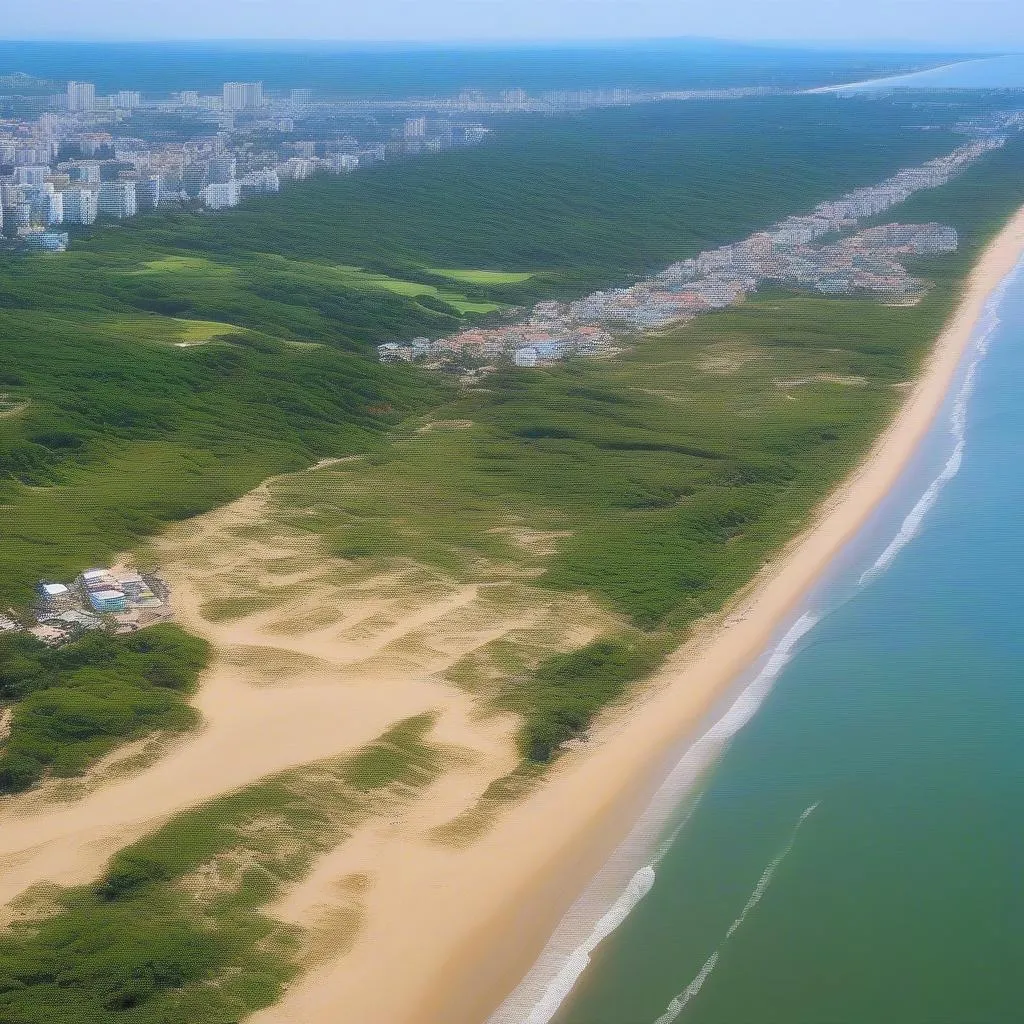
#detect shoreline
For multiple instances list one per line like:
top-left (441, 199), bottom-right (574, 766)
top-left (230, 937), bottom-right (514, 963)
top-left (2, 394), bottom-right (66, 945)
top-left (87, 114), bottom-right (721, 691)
top-left (383, 204), bottom-right (1024, 1024)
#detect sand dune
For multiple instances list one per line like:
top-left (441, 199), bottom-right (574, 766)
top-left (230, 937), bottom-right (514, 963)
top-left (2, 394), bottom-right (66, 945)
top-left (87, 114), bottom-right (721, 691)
top-left (0, 459), bottom-right (613, 998)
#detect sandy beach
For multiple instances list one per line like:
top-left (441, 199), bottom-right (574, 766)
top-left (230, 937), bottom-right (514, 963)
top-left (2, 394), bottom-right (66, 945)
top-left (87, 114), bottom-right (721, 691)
top-left (1, 206), bottom-right (1023, 1024)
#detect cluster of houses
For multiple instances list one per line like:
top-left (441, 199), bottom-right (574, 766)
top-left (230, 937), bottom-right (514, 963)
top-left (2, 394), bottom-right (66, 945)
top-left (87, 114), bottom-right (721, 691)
top-left (378, 137), bottom-right (1000, 370)
top-left (0, 567), bottom-right (171, 645)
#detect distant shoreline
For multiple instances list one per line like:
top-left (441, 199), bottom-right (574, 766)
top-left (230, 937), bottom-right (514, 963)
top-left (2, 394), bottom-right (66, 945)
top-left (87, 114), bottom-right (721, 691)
top-left (376, 203), bottom-right (1024, 1024)
top-left (804, 55), bottom-right (1008, 93)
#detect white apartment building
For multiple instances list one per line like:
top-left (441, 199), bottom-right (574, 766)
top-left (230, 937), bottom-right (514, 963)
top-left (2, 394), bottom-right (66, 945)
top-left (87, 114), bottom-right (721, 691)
top-left (97, 181), bottom-right (137, 219)
top-left (67, 81), bottom-right (96, 112)
top-left (113, 90), bottom-right (142, 110)
top-left (222, 82), bottom-right (264, 111)
top-left (62, 188), bottom-right (99, 225)
top-left (13, 166), bottom-right (48, 186)
top-left (198, 180), bottom-right (241, 209)
top-left (239, 169), bottom-right (280, 198)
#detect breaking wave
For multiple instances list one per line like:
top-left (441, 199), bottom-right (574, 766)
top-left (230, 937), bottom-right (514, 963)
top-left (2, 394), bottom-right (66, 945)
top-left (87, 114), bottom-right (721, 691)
top-left (650, 802), bottom-right (822, 1024)
top-left (860, 264), bottom-right (1018, 583)
top-left (488, 613), bottom-right (819, 1024)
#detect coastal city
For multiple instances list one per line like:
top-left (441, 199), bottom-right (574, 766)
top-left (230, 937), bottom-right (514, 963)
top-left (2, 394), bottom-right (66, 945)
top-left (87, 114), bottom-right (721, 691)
top-left (378, 135), bottom-right (1009, 370)
top-left (0, 76), bottom-right (501, 251)
top-left (0, 74), bottom-right (768, 253)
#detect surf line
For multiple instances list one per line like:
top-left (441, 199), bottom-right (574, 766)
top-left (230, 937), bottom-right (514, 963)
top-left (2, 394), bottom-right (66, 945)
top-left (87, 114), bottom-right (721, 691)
top-left (492, 613), bottom-right (819, 1024)
top-left (650, 801), bottom-right (822, 1024)
top-left (860, 261), bottom-right (1021, 584)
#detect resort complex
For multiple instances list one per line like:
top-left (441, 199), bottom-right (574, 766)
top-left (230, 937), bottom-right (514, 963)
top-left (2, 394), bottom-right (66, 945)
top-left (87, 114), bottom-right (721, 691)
top-left (0, 567), bottom-right (171, 643)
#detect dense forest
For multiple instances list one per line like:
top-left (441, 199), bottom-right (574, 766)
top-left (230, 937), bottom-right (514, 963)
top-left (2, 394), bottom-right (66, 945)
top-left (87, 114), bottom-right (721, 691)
top-left (0, 95), bottom-right (970, 605)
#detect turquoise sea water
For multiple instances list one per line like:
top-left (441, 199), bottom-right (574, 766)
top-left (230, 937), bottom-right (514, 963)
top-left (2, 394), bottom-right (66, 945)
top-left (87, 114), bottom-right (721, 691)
top-left (497, 262), bottom-right (1024, 1024)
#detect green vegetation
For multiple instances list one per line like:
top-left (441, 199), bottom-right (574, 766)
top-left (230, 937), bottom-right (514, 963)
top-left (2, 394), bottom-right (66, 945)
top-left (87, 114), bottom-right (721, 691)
top-left (0, 626), bottom-right (209, 792)
top-left (267, 134), bottom-right (1024, 758)
top-left (0, 715), bottom-right (442, 1022)
top-left (509, 637), bottom-right (666, 762)
top-left (0, 96), bottom-right (963, 607)
top-left (2, 95), bottom-right (1022, 783)
top-left (77, 97), bottom-right (962, 303)
top-left (428, 267), bottom-right (536, 285)
top-left (0, 310), bottom-right (448, 606)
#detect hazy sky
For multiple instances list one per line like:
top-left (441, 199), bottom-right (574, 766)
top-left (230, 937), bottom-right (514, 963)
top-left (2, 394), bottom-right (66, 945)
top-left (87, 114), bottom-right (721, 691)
top-left (3, 0), bottom-right (1023, 50)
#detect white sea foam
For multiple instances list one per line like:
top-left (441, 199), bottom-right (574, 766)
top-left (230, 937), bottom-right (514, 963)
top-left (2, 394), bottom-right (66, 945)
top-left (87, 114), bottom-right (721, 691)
top-left (860, 264), bottom-right (1019, 584)
top-left (518, 865), bottom-right (656, 1024)
top-left (650, 802), bottom-right (821, 1024)
top-left (488, 613), bottom-right (818, 1024)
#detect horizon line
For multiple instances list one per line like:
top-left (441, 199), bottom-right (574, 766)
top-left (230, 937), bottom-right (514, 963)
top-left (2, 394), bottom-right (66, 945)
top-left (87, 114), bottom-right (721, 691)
top-left (0, 35), bottom-right (1013, 56)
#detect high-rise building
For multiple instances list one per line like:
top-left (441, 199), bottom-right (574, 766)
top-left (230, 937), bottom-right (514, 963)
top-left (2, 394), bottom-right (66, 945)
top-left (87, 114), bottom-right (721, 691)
top-left (68, 162), bottom-right (102, 184)
top-left (67, 81), bottom-right (96, 112)
top-left (174, 90), bottom-right (200, 107)
top-left (239, 168), bottom-right (280, 199)
top-left (97, 181), bottom-right (137, 219)
top-left (135, 175), bottom-right (161, 211)
top-left (0, 182), bottom-right (23, 208)
top-left (198, 181), bottom-right (241, 209)
top-left (113, 90), bottom-right (142, 110)
top-left (403, 117), bottom-right (427, 139)
top-left (222, 82), bottom-right (264, 110)
top-left (61, 188), bottom-right (99, 225)
top-left (13, 166), bottom-right (48, 186)
top-left (7, 203), bottom-right (31, 231)
top-left (24, 184), bottom-right (63, 226)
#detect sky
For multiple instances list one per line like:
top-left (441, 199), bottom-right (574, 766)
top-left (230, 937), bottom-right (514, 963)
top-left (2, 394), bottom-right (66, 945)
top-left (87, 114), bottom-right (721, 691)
top-left (2, 0), bottom-right (1023, 50)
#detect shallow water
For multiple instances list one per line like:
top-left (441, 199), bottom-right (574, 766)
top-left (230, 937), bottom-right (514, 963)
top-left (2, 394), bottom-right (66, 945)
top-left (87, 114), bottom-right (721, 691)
top-left (539, 263), bottom-right (1024, 1023)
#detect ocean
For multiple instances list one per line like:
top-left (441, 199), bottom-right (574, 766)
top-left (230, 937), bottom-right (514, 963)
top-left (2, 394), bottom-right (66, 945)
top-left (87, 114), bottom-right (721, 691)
top-left (498, 257), bottom-right (1024, 1023)
top-left (0, 40), bottom-right (942, 96)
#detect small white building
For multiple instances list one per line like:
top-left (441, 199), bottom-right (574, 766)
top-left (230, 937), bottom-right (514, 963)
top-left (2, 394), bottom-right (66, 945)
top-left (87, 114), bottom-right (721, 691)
top-left (513, 347), bottom-right (538, 368)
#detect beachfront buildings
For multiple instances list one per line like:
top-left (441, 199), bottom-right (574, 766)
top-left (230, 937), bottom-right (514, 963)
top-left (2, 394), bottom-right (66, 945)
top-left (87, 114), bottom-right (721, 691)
top-left (222, 81), bottom-right (265, 111)
top-left (378, 138), bottom-right (992, 370)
